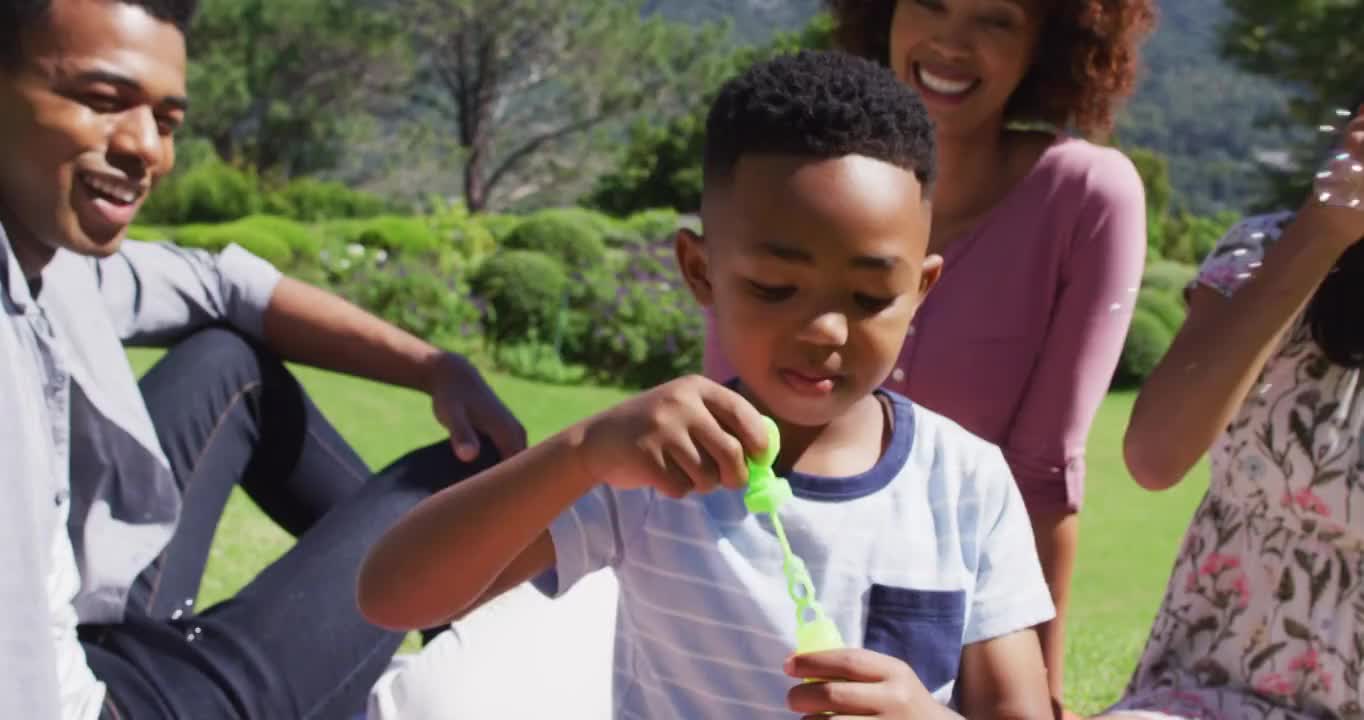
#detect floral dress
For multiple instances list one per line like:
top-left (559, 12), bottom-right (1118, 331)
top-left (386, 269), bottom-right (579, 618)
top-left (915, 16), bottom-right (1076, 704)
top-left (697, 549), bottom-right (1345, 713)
top-left (1110, 212), bottom-right (1364, 720)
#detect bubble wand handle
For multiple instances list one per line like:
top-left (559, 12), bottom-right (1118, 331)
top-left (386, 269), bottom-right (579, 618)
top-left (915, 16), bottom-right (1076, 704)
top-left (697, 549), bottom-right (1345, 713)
top-left (744, 416), bottom-right (845, 655)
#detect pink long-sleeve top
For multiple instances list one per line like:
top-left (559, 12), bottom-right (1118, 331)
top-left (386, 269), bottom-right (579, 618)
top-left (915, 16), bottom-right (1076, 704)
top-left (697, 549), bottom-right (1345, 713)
top-left (704, 136), bottom-right (1147, 513)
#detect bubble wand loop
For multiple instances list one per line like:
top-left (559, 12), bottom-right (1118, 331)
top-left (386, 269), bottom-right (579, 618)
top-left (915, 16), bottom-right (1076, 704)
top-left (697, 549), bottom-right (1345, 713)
top-left (744, 416), bottom-right (845, 656)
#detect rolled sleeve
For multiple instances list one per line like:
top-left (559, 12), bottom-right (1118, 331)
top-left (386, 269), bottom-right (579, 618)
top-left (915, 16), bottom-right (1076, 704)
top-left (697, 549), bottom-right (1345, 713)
top-left (964, 448), bottom-right (1056, 645)
top-left (1001, 148), bottom-right (1147, 514)
top-left (95, 240), bottom-right (283, 345)
top-left (1190, 212), bottom-right (1292, 300)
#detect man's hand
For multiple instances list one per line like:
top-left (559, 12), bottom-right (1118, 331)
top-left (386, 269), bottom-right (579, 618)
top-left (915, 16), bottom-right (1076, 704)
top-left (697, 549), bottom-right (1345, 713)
top-left (429, 352), bottom-right (527, 462)
top-left (784, 648), bottom-right (953, 719)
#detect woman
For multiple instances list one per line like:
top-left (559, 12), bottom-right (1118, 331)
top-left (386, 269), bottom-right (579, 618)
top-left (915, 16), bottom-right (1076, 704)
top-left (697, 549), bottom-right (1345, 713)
top-left (1104, 105), bottom-right (1364, 719)
top-left (703, 1), bottom-right (1155, 712)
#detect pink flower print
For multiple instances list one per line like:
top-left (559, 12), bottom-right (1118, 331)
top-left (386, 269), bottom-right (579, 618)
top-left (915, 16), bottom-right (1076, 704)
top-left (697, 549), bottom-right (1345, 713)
top-left (1318, 669), bottom-right (1334, 693)
top-left (1199, 553), bottom-right (1241, 576)
top-left (1286, 488), bottom-right (1332, 517)
top-left (1184, 571), bottom-right (1199, 592)
top-left (1288, 647), bottom-right (1320, 673)
top-left (1305, 492), bottom-right (1331, 517)
top-left (1254, 672), bottom-right (1296, 697)
top-left (1230, 573), bottom-right (1250, 608)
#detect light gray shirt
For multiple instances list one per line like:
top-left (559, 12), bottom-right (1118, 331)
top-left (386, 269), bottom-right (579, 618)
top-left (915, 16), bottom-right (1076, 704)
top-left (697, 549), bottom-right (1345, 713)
top-left (0, 223), bottom-right (280, 718)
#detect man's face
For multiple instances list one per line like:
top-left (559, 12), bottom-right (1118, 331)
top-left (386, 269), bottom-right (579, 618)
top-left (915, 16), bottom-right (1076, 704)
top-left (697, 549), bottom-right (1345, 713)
top-left (0, 0), bottom-right (187, 272)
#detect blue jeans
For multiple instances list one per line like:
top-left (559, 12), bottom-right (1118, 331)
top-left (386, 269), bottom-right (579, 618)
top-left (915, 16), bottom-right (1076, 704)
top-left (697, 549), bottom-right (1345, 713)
top-left (80, 328), bottom-right (499, 719)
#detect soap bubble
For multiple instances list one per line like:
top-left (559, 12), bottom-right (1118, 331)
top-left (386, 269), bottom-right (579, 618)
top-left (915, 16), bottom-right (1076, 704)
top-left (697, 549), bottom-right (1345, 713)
top-left (1312, 107), bottom-right (1363, 210)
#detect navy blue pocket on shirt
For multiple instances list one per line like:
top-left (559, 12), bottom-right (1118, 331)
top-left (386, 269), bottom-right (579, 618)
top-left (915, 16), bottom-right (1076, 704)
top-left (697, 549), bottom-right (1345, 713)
top-left (861, 584), bottom-right (966, 693)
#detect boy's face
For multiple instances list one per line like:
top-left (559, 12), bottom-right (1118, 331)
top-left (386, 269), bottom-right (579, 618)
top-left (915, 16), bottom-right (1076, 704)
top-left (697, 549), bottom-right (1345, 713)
top-left (678, 154), bottom-right (941, 427)
top-left (0, 0), bottom-right (187, 272)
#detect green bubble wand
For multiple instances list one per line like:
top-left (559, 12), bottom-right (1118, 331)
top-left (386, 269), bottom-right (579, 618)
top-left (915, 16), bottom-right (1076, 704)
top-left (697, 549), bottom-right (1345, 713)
top-left (743, 416), bottom-right (845, 656)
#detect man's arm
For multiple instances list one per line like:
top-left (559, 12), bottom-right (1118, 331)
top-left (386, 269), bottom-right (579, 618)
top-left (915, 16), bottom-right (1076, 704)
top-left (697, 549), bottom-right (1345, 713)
top-left (261, 276), bottom-right (524, 460)
top-left (95, 240), bottom-right (524, 459)
top-left (956, 629), bottom-right (1053, 719)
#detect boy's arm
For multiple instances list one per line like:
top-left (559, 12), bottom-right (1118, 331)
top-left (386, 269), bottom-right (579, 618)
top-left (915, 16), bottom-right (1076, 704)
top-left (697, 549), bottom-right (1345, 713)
top-left (357, 375), bottom-right (766, 631)
top-left (956, 629), bottom-right (1052, 719)
top-left (98, 240), bottom-right (525, 462)
top-left (357, 428), bottom-right (594, 631)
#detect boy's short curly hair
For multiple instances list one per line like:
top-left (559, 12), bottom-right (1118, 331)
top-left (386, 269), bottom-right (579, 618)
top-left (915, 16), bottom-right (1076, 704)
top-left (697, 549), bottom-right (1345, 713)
top-left (1, 0), bottom-right (199, 67)
top-left (703, 49), bottom-right (936, 193)
top-left (825, 0), bottom-right (1156, 138)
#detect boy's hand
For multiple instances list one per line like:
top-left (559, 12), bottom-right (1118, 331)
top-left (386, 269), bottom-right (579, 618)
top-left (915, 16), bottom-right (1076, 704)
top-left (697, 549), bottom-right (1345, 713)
top-left (784, 649), bottom-right (950, 719)
top-left (576, 375), bottom-right (770, 499)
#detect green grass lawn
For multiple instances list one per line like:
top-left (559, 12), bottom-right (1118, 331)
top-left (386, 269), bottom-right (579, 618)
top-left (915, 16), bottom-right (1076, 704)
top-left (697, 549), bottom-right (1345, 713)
top-left (127, 349), bottom-right (1207, 715)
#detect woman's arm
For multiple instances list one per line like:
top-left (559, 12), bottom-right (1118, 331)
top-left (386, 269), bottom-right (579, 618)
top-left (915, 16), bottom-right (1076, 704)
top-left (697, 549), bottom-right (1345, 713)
top-left (998, 147), bottom-right (1147, 513)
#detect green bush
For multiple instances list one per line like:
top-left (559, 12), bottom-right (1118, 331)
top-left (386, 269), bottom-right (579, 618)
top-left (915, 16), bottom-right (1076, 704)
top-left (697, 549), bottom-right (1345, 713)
top-left (474, 213), bottom-right (523, 243)
top-left (623, 208), bottom-right (681, 244)
top-left (492, 338), bottom-right (588, 385)
top-left (323, 215), bottom-right (440, 255)
top-left (1115, 310), bottom-right (1173, 388)
top-left (430, 202), bottom-right (497, 261)
top-left (1166, 210), bottom-right (1239, 265)
top-left (172, 221), bottom-right (293, 268)
top-left (470, 251), bottom-right (568, 342)
top-left (235, 215), bottom-right (321, 261)
top-left (538, 207), bottom-right (624, 244)
top-left (263, 178), bottom-right (393, 221)
top-left (560, 243), bottom-right (702, 387)
top-left (1137, 288), bottom-right (1186, 333)
top-left (140, 158), bottom-right (263, 225)
top-left (350, 262), bottom-right (476, 343)
top-left (1142, 260), bottom-right (1197, 296)
top-left (502, 210), bottom-right (607, 270)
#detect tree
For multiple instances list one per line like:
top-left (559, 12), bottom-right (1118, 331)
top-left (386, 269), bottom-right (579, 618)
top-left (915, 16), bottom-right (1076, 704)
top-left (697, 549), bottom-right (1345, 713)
top-left (186, 0), bottom-right (407, 178)
top-left (585, 13), bottom-right (833, 215)
top-left (1219, 0), bottom-right (1364, 208)
top-left (397, 0), bottom-right (728, 212)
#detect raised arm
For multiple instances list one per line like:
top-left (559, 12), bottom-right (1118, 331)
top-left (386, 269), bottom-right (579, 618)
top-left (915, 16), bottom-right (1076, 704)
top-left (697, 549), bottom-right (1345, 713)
top-left (1124, 205), bottom-right (1362, 490)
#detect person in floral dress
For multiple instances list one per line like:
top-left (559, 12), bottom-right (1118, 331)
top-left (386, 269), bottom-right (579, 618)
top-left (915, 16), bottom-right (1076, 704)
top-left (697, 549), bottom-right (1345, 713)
top-left (1103, 104), bottom-right (1364, 719)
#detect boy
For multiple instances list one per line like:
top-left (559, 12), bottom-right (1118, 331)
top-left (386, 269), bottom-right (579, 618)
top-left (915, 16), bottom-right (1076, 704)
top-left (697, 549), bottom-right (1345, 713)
top-left (358, 50), bottom-right (1054, 719)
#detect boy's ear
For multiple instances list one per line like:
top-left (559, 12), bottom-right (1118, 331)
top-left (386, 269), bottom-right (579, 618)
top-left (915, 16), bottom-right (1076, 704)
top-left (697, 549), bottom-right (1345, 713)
top-left (919, 253), bottom-right (943, 296)
top-left (674, 227), bottom-right (714, 306)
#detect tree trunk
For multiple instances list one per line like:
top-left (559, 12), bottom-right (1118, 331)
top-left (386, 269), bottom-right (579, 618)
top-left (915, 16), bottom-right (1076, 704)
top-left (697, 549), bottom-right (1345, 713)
top-left (464, 140), bottom-right (488, 212)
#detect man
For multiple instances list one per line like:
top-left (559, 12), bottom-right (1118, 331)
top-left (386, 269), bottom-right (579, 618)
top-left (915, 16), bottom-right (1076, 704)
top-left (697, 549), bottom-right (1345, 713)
top-left (0, 0), bottom-right (525, 717)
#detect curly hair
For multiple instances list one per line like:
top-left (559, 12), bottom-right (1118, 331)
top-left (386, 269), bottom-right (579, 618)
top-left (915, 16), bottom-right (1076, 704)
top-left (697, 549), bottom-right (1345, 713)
top-left (825, 0), bottom-right (1156, 139)
top-left (1, 0), bottom-right (199, 67)
top-left (703, 49), bottom-right (936, 193)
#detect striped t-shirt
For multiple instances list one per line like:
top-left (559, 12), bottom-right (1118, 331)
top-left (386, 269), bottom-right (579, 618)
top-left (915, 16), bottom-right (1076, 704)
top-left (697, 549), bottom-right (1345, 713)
top-left (534, 391), bottom-right (1055, 718)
